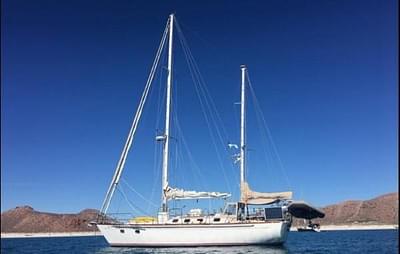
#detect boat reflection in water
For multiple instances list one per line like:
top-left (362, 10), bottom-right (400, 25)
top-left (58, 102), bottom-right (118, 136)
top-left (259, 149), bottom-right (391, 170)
top-left (97, 245), bottom-right (289, 254)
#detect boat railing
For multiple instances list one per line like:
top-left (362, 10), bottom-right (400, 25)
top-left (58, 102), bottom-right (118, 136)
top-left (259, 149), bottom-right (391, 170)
top-left (168, 207), bottom-right (184, 218)
top-left (98, 209), bottom-right (262, 225)
top-left (97, 212), bottom-right (136, 224)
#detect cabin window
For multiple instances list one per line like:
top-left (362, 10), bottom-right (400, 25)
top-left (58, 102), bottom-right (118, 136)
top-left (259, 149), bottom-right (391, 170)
top-left (172, 218), bottom-right (179, 223)
top-left (224, 203), bottom-right (237, 216)
top-left (184, 218), bottom-right (190, 223)
top-left (265, 207), bottom-right (283, 220)
top-left (120, 229), bottom-right (125, 233)
top-left (213, 218), bottom-right (221, 222)
top-left (197, 218), bottom-right (204, 222)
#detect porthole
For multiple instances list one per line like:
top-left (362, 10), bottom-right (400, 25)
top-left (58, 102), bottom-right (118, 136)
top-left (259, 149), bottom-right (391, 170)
top-left (184, 218), bottom-right (190, 223)
top-left (120, 229), bottom-right (125, 233)
top-left (135, 229), bottom-right (140, 234)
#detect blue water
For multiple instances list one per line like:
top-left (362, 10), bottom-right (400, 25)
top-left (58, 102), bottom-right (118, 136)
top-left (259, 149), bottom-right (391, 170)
top-left (1, 230), bottom-right (398, 254)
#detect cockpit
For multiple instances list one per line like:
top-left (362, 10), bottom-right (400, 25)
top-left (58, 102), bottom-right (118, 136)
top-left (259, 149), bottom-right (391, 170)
top-left (222, 202), bottom-right (290, 222)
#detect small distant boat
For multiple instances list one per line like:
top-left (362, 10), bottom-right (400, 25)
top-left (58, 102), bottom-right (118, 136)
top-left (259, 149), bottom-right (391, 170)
top-left (297, 220), bottom-right (321, 232)
top-left (287, 201), bottom-right (325, 233)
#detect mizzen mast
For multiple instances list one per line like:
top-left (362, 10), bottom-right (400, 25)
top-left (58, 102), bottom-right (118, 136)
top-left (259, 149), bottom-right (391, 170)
top-left (240, 65), bottom-right (247, 196)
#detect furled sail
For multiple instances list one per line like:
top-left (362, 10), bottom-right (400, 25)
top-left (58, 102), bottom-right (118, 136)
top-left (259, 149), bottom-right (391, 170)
top-left (165, 186), bottom-right (231, 200)
top-left (240, 182), bottom-right (292, 205)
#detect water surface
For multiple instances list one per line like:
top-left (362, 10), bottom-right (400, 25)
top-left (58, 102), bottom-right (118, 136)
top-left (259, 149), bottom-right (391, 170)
top-left (1, 230), bottom-right (398, 254)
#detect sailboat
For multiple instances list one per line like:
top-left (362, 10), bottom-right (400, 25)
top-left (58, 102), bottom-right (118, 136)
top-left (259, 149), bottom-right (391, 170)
top-left (95, 14), bottom-right (296, 247)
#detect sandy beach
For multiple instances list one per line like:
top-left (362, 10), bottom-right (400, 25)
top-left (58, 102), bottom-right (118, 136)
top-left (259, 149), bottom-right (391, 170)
top-left (1, 231), bottom-right (102, 239)
top-left (290, 224), bottom-right (398, 231)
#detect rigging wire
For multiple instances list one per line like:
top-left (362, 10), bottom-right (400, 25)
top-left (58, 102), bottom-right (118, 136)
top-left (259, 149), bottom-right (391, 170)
top-left (172, 77), bottom-right (179, 190)
top-left (100, 18), bottom-right (170, 214)
top-left (173, 108), bottom-right (207, 190)
top-left (105, 16), bottom-right (266, 216)
top-left (116, 185), bottom-right (151, 217)
top-left (170, 66), bottom-right (208, 190)
top-left (246, 72), bottom-right (292, 190)
top-left (121, 178), bottom-right (158, 208)
top-left (175, 19), bottom-right (237, 195)
top-left (147, 48), bottom-right (168, 212)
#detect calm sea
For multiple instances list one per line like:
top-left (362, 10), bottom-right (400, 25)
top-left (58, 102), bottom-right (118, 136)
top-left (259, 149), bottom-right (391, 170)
top-left (1, 230), bottom-right (398, 254)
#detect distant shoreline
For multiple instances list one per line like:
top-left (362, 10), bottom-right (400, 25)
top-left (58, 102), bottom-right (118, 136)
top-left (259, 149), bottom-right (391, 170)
top-left (1, 224), bottom-right (398, 238)
top-left (1, 231), bottom-right (102, 239)
top-left (290, 224), bottom-right (398, 231)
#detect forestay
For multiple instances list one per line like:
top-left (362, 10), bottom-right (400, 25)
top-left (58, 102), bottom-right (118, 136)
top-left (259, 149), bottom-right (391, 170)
top-left (240, 182), bottom-right (292, 205)
top-left (165, 186), bottom-right (231, 200)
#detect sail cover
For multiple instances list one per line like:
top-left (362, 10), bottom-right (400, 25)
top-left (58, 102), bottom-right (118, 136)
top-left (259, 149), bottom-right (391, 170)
top-left (165, 186), bottom-right (231, 200)
top-left (240, 182), bottom-right (292, 205)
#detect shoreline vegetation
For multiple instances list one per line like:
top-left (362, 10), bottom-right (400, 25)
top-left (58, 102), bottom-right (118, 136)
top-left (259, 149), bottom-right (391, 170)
top-left (1, 224), bottom-right (397, 239)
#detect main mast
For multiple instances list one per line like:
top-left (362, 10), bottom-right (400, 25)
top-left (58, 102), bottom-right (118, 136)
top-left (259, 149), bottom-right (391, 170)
top-left (240, 65), bottom-right (247, 191)
top-left (161, 14), bottom-right (174, 213)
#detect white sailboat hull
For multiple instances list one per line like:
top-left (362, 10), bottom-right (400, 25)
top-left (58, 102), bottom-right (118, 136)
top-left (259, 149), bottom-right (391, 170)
top-left (97, 221), bottom-right (289, 247)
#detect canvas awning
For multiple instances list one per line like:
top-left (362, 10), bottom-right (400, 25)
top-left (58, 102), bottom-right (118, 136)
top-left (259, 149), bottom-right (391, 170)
top-left (287, 201), bottom-right (325, 219)
top-left (240, 182), bottom-right (293, 205)
top-left (165, 186), bottom-right (231, 200)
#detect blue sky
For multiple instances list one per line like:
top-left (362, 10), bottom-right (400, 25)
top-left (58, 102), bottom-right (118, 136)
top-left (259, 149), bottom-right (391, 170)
top-left (1, 0), bottom-right (398, 214)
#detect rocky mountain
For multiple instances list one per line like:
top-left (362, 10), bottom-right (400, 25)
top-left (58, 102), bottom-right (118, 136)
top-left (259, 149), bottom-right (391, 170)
top-left (1, 192), bottom-right (398, 233)
top-left (293, 192), bottom-right (398, 226)
top-left (1, 206), bottom-right (99, 233)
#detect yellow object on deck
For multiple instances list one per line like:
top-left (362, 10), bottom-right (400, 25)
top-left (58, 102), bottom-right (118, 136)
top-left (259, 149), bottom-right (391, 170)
top-left (129, 216), bottom-right (157, 224)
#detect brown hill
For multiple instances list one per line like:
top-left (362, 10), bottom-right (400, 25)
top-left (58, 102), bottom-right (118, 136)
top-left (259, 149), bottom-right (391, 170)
top-left (1, 206), bottom-right (99, 233)
top-left (293, 192), bottom-right (399, 226)
top-left (1, 192), bottom-right (398, 232)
